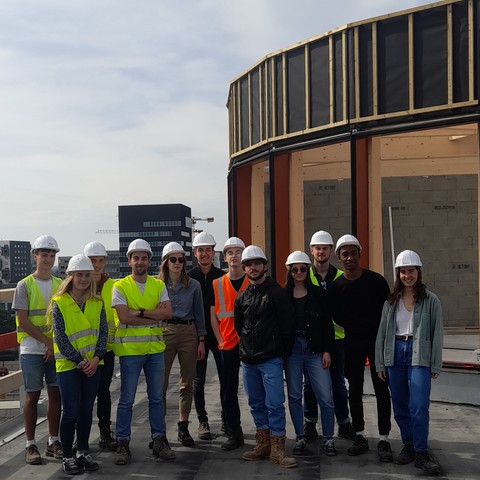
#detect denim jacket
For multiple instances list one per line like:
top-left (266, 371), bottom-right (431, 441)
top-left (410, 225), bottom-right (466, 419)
top-left (375, 290), bottom-right (443, 375)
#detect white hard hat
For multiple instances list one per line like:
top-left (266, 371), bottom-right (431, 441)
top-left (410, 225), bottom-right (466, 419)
top-left (192, 232), bottom-right (216, 248)
top-left (223, 236), bottom-right (246, 253)
top-left (310, 230), bottom-right (334, 246)
top-left (32, 235), bottom-right (60, 253)
top-left (335, 234), bottom-right (362, 255)
top-left (241, 245), bottom-right (267, 263)
top-left (127, 239), bottom-right (153, 258)
top-left (285, 251), bottom-right (311, 267)
top-left (395, 250), bottom-right (423, 268)
top-left (67, 254), bottom-right (94, 273)
top-left (162, 242), bottom-right (185, 260)
top-left (84, 241), bottom-right (107, 258)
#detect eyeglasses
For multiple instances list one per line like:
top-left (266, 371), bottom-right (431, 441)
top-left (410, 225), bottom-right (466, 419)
top-left (290, 267), bottom-right (308, 274)
top-left (169, 256), bottom-right (185, 264)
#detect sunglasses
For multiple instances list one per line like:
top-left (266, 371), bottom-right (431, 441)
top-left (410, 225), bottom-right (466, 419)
top-left (291, 267), bottom-right (308, 274)
top-left (169, 256), bottom-right (185, 264)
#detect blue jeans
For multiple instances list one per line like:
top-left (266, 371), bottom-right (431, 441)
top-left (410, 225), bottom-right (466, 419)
top-left (285, 337), bottom-right (335, 437)
top-left (386, 339), bottom-right (432, 452)
top-left (57, 367), bottom-right (102, 458)
top-left (242, 357), bottom-right (286, 437)
top-left (116, 353), bottom-right (166, 441)
top-left (304, 338), bottom-right (350, 424)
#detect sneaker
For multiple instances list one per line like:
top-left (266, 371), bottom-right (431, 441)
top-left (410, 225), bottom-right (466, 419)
top-left (62, 457), bottom-right (81, 475)
top-left (45, 440), bottom-right (63, 459)
top-left (415, 450), bottom-right (441, 475)
top-left (178, 421), bottom-right (194, 446)
top-left (153, 435), bottom-right (175, 461)
top-left (303, 421), bottom-right (318, 441)
top-left (347, 435), bottom-right (369, 456)
top-left (377, 440), bottom-right (393, 462)
top-left (198, 420), bottom-right (212, 440)
top-left (293, 436), bottom-right (307, 455)
top-left (395, 443), bottom-right (415, 465)
top-left (99, 428), bottom-right (118, 451)
top-left (25, 444), bottom-right (42, 465)
top-left (114, 439), bottom-right (131, 466)
top-left (338, 422), bottom-right (356, 440)
top-left (323, 438), bottom-right (337, 456)
top-left (76, 453), bottom-right (99, 471)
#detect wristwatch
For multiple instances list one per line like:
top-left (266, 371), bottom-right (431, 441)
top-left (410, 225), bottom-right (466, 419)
top-left (138, 308), bottom-right (145, 318)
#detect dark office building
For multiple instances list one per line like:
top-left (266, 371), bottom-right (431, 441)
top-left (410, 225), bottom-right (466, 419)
top-left (0, 240), bottom-right (31, 287)
top-left (118, 204), bottom-right (192, 277)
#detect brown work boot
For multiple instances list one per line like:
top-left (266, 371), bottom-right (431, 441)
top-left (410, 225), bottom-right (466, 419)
top-left (242, 428), bottom-right (271, 461)
top-left (269, 435), bottom-right (298, 468)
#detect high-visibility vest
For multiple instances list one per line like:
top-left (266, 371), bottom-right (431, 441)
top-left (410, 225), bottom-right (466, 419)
top-left (112, 275), bottom-right (166, 356)
top-left (213, 275), bottom-right (249, 350)
top-left (309, 266), bottom-right (345, 340)
top-left (100, 277), bottom-right (116, 352)
top-left (16, 274), bottom-right (62, 344)
top-left (52, 294), bottom-right (104, 373)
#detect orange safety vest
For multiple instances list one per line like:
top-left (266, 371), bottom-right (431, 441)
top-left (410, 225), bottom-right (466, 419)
top-left (213, 275), bottom-right (249, 351)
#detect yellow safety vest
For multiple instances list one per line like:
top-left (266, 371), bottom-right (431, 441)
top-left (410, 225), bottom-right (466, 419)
top-left (100, 277), bottom-right (116, 352)
top-left (52, 294), bottom-right (104, 373)
top-left (309, 266), bottom-right (345, 340)
top-left (16, 274), bottom-right (62, 343)
top-left (112, 275), bottom-right (166, 356)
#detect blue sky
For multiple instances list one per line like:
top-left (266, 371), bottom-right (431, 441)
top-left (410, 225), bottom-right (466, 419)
top-left (1, 0), bottom-right (427, 256)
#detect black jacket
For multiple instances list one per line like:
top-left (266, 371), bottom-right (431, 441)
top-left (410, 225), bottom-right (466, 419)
top-left (288, 284), bottom-right (334, 355)
top-left (234, 276), bottom-right (295, 364)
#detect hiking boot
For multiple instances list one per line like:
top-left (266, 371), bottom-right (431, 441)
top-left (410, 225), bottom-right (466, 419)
top-left (62, 457), bottom-right (81, 475)
top-left (242, 428), bottom-right (271, 461)
top-left (395, 443), bottom-right (415, 465)
top-left (293, 436), bottom-right (307, 455)
top-left (221, 428), bottom-right (244, 451)
top-left (99, 428), bottom-right (118, 451)
top-left (338, 422), bottom-right (356, 440)
top-left (347, 435), bottom-right (369, 456)
top-left (198, 420), bottom-right (212, 440)
top-left (76, 453), bottom-right (99, 471)
top-left (114, 439), bottom-right (131, 465)
top-left (25, 444), bottom-right (42, 465)
top-left (270, 435), bottom-right (298, 468)
top-left (377, 440), bottom-right (393, 462)
top-left (303, 421), bottom-right (318, 441)
top-left (415, 450), bottom-right (441, 475)
top-left (45, 440), bottom-right (63, 459)
top-left (178, 421), bottom-right (194, 447)
top-left (152, 435), bottom-right (176, 461)
top-left (323, 438), bottom-right (337, 456)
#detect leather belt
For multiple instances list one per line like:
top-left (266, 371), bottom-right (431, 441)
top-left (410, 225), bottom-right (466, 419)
top-left (395, 335), bottom-right (413, 341)
top-left (167, 318), bottom-right (194, 325)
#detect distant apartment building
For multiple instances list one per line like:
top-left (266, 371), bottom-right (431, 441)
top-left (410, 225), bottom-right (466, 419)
top-left (0, 240), bottom-right (31, 288)
top-left (57, 256), bottom-right (71, 279)
top-left (118, 204), bottom-right (192, 277)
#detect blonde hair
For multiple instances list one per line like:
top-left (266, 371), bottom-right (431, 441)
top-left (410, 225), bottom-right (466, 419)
top-left (46, 273), bottom-right (101, 328)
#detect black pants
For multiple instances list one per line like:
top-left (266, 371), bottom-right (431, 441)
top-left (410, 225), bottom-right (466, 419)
top-left (220, 346), bottom-right (241, 431)
top-left (193, 334), bottom-right (224, 422)
top-left (96, 350), bottom-right (115, 429)
top-left (344, 337), bottom-right (391, 436)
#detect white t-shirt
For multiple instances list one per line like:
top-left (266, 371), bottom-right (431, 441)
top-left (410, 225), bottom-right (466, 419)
top-left (12, 277), bottom-right (53, 355)
top-left (395, 298), bottom-right (413, 336)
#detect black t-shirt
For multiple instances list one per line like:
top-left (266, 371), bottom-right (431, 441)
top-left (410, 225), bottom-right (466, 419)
top-left (230, 276), bottom-right (246, 293)
top-left (328, 269), bottom-right (390, 340)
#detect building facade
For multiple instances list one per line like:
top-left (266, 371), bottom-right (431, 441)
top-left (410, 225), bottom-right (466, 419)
top-left (227, 0), bottom-right (480, 333)
top-left (118, 204), bottom-right (192, 277)
top-left (0, 241), bottom-right (31, 288)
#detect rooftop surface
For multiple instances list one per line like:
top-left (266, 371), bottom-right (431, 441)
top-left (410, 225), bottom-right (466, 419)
top-left (0, 358), bottom-right (479, 480)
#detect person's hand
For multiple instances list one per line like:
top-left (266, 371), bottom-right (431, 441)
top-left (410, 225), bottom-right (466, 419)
top-left (83, 357), bottom-right (100, 377)
top-left (378, 371), bottom-right (387, 381)
top-left (431, 372), bottom-right (439, 380)
top-left (197, 341), bottom-right (206, 360)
